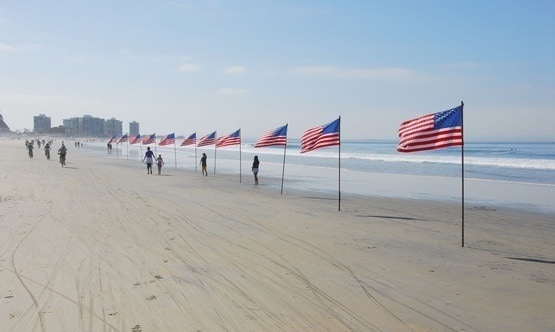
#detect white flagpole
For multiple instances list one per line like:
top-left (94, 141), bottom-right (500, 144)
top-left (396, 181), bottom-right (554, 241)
top-left (195, 136), bottom-right (198, 171)
top-left (338, 116), bottom-right (341, 212)
top-left (174, 139), bottom-right (177, 168)
top-left (461, 101), bottom-right (465, 247)
top-left (239, 128), bottom-right (242, 183)
top-left (214, 132), bottom-right (217, 175)
top-left (280, 125), bottom-right (288, 195)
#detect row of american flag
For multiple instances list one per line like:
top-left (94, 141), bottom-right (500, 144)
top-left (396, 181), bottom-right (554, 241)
top-left (108, 104), bottom-right (463, 154)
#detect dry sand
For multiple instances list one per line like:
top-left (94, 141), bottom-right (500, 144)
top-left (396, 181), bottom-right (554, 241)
top-left (1, 139), bottom-right (554, 331)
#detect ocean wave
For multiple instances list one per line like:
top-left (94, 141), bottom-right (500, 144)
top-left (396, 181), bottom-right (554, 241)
top-left (341, 153), bottom-right (555, 171)
top-left (238, 145), bottom-right (555, 171)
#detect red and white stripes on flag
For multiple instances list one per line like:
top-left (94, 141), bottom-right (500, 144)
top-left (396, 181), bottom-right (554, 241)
top-left (117, 134), bottom-right (128, 144)
top-left (397, 105), bottom-right (463, 153)
top-left (129, 135), bottom-right (141, 145)
top-left (300, 118), bottom-right (340, 153)
top-left (142, 133), bottom-right (156, 145)
top-left (159, 133), bottom-right (175, 146)
top-left (254, 124), bottom-right (288, 148)
top-left (197, 131), bottom-right (216, 147)
top-left (180, 133), bottom-right (196, 146)
top-left (216, 129), bottom-right (241, 148)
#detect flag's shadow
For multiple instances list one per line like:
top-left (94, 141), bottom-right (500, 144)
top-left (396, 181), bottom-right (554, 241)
top-left (357, 215), bottom-right (424, 221)
top-left (506, 257), bottom-right (555, 264)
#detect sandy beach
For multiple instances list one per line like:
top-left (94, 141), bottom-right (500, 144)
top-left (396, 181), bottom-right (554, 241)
top-left (1, 139), bottom-right (554, 331)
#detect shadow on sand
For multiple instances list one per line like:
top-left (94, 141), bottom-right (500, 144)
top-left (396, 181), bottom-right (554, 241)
top-left (506, 257), bottom-right (555, 264)
top-left (356, 215), bottom-right (424, 221)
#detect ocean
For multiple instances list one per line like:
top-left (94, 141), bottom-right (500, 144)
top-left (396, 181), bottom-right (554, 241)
top-left (86, 140), bottom-right (555, 213)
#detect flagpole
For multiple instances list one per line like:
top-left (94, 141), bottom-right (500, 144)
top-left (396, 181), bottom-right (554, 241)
top-left (280, 124), bottom-right (288, 195)
top-left (174, 140), bottom-right (177, 168)
top-left (195, 137), bottom-right (198, 171)
top-left (214, 132), bottom-right (217, 175)
top-left (338, 116), bottom-right (342, 212)
top-left (461, 101), bottom-right (465, 247)
top-left (239, 128), bottom-right (242, 183)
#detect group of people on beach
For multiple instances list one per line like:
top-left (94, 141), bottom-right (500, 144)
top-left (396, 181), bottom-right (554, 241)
top-left (142, 148), bottom-right (260, 184)
top-left (24, 139), bottom-right (67, 166)
top-left (25, 139), bottom-right (47, 158)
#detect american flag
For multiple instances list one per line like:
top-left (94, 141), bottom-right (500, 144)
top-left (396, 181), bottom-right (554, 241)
top-left (108, 136), bottom-right (116, 144)
top-left (397, 105), bottom-right (463, 153)
top-left (142, 133), bottom-right (156, 145)
top-left (129, 134), bottom-right (141, 145)
top-left (180, 132), bottom-right (196, 146)
top-left (197, 131), bottom-right (216, 147)
top-left (301, 118), bottom-right (340, 153)
top-left (254, 124), bottom-right (288, 148)
top-left (159, 133), bottom-right (175, 146)
top-left (117, 134), bottom-right (128, 144)
top-left (216, 129), bottom-right (241, 148)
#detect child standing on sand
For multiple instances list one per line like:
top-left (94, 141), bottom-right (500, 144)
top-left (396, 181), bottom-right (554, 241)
top-left (156, 154), bottom-right (164, 175)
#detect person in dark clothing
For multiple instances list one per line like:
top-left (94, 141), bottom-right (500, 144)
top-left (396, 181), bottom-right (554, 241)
top-left (58, 142), bottom-right (67, 166)
top-left (252, 155), bottom-right (260, 184)
top-left (200, 153), bottom-right (208, 177)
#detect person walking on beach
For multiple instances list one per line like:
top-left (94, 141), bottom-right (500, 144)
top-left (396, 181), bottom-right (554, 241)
top-left (252, 155), bottom-right (260, 184)
top-left (156, 154), bottom-right (164, 175)
top-left (200, 153), bottom-right (208, 177)
top-left (142, 147), bottom-right (155, 174)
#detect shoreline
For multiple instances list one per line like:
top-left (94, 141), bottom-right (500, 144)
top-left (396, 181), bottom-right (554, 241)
top-left (1, 138), bottom-right (554, 330)
top-left (84, 140), bottom-right (555, 215)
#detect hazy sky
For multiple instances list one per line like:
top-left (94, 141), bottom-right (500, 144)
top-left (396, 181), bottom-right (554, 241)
top-left (1, 1), bottom-right (553, 141)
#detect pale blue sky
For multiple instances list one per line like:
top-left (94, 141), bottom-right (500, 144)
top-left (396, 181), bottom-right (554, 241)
top-left (1, 0), bottom-right (553, 140)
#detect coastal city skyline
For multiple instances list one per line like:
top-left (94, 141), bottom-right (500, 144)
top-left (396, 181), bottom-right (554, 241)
top-left (31, 113), bottom-right (138, 138)
top-left (1, 1), bottom-right (554, 141)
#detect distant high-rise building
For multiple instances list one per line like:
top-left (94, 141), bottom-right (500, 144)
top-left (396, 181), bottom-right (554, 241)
top-left (63, 115), bottom-right (105, 137)
top-left (105, 118), bottom-right (123, 137)
top-left (81, 115), bottom-right (105, 137)
top-left (60, 115), bottom-right (125, 137)
top-left (63, 118), bottom-right (78, 137)
top-left (129, 121), bottom-right (139, 136)
top-left (33, 114), bottom-right (51, 134)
